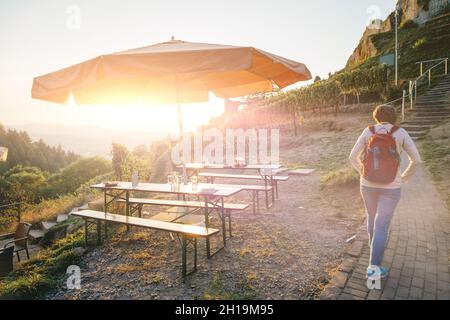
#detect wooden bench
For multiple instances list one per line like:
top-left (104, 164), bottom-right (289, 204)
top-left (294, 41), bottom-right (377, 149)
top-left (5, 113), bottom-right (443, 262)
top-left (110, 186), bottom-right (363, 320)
top-left (199, 173), bottom-right (289, 209)
top-left (71, 210), bottom-right (219, 277)
top-left (116, 198), bottom-right (249, 239)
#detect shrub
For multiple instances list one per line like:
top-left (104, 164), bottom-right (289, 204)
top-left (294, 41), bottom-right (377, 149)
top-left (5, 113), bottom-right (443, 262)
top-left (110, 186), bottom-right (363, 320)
top-left (413, 37), bottom-right (427, 49)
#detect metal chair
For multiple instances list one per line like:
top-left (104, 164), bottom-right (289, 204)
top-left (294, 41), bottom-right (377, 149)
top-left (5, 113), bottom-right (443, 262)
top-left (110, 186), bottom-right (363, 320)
top-left (0, 245), bottom-right (14, 277)
top-left (1, 222), bottom-right (32, 262)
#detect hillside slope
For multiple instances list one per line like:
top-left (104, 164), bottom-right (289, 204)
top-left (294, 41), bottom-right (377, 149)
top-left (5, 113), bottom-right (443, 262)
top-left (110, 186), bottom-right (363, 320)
top-left (348, 1), bottom-right (450, 78)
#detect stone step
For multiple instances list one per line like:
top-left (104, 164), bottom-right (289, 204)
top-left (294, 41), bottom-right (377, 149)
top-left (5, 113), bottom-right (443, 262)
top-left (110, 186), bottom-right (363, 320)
top-left (402, 125), bottom-right (434, 131)
top-left (421, 92), bottom-right (449, 96)
top-left (411, 115), bottom-right (450, 121)
top-left (416, 99), bottom-right (448, 104)
top-left (413, 104), bottom-right (450, 109)
top-left (414, 111), bottom-right (450, 116)
top-left (409, 131), bottom-right (428, 138)
top-left (414, 104), bottom-right (450, 108)
top-left (413, 109), bottom-right (450, 113)
top-left (41, 221), bottom-right (57, 231)
top-left (57, 214), bottom-right (69, 223)
top-left (402, 120), bottom-right (439, 126)
top-left (29, 229), bottom-right (45, 241)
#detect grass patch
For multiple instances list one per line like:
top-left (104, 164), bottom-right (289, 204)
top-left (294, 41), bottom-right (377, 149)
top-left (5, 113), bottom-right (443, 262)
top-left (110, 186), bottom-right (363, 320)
top-left (320, 167), bottom-right (360, 187)
top-left (0, 230), bottom-right (85, 300)
top-left (203, 274), bottom-right (257, 300)
top-left (420, 124), bottom-right (450, 209)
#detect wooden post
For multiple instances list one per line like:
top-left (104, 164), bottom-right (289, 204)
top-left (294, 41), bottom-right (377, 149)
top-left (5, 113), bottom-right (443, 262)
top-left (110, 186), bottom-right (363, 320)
top-left (446, 58), bottom-right (448, 75)
top-left (402, 90), bottom-right (406, 122)
top-left (420, 62), bottom-right (423, 76)
top-left (414, 81), bottom-right (417, 101)
top-left (17, 203), bottom-right (21, 222)
top-left (429, 69), bottom-right (432, 87)
top-left (409, 81), bottom-right (414, 110)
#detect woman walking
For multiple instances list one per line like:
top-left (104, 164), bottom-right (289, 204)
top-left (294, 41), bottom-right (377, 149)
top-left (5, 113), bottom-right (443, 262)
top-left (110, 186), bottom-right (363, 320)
top-left (349, 105), bottom-right (422, 278)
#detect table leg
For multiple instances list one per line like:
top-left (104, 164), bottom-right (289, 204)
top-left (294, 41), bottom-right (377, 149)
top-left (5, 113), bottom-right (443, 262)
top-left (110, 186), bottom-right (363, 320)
top-left (84, 219), bottom-right (88, 247)
top-left (181, 235), bottom-right (187, 278)
top-left (264, 176), bottom-right (269, 208)
top-left (221, 197), bottom-right (226, 247)
top-left (270, 176), bottom-right (275, 203)
top-left (204, 196), bottom-right (211, 258)
top-left (103, 190), bottom-right (108, 239)
top-left (194, 238), bottom-right (197, 272)
top-left (126, 190), bottom-right (130, 232)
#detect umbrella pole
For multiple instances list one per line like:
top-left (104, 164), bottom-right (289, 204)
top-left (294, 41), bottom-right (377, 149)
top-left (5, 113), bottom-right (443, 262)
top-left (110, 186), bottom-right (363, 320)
top-left (176, 78), bottom-right (183, 137)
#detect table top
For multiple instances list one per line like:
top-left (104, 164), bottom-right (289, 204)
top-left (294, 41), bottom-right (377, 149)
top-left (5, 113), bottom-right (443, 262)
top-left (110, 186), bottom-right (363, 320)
top-left (177, 163), bottom-right (282, 170)
top-left (91, 182), bottom-right (244, 197)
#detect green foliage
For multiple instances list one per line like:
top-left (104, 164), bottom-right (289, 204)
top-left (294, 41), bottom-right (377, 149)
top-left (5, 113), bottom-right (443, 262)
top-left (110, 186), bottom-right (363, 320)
top-left (42, 157), bottom-right (111, 198)
top-left (0, 124), bottom-right (79, 175)
top-left (40, 216), bottom-right (84, 247)
top-left (0, 230), bottom-right (84, 299)
top-left (111, 142), bottom-right (129, 180)
top-left (0, 165), bottom-right (47, 203)
top-left (369, 13), bottom-right (450, 79)
top-left (0, 158), bottom-right (111, 203)
top-left (413, 37), bottom-right (427, 49)
top-left (111, 141), bottom-right (170, 183)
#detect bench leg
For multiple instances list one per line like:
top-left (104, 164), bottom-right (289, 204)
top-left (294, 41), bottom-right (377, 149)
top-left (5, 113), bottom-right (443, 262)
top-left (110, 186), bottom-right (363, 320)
top-left (275, 181), bottom-right (279, 200)
top-left (97, 220), bottom-right (102, 245)
top-left (228, 213), bottom-right (232, 237)
top-left (221, 199), bottom-right (226, 247)
top-left (252, 191), bottom-right (256, 215)
top-left (271, 180), bottom-right (276, 202)
top-left (138, 204), bottom-right (143, 218)
top-left (256, 191), bottom-right (260, 213)
top-left (181, 236), bottom-right (198, 278)
top-left (194, 238), bottom-right (197, 272)
top-left (204, 197), bottom-right (211, 259)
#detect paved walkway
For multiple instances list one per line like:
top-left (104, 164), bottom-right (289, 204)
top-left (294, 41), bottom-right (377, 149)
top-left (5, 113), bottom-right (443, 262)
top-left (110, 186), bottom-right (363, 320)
top-left (320, 156), bottom-right (450, 300)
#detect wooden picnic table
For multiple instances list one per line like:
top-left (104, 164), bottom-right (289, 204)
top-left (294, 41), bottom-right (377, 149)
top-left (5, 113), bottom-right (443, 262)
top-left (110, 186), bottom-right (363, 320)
top-left (178, 163), bottom-right (284, 208)
top-left (90, 182), bottom-right (244, 257)
top-left (178, 163), bottom-right (282, 171)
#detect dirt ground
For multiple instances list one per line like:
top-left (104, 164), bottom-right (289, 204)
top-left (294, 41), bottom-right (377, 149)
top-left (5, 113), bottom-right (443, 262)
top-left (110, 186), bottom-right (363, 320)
top-left (48, 112), bottom-right (372, 300)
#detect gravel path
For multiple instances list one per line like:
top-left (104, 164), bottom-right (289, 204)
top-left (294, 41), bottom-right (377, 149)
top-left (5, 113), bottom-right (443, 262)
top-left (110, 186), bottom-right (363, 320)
top-left (48, 172), bottom-right (364, 300)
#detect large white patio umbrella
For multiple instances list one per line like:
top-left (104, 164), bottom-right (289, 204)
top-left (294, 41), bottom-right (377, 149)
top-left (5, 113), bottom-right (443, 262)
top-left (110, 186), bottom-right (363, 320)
top-left (32, 39), bottom-right (312, 133)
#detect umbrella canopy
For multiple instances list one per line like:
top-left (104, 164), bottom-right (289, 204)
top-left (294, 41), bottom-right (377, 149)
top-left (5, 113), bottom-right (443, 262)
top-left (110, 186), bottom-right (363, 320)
top-left (32, 39), bottom-right (311, 106)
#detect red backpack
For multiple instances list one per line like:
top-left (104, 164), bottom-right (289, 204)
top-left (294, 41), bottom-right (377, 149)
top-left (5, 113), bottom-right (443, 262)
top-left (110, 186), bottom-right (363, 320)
top-left (362, 125), bottom-right (400, 184)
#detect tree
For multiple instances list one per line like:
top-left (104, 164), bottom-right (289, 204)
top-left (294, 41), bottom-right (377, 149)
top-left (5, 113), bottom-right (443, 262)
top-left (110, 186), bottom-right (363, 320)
top-left (43, 157), bottom-right (111, 197)
top-left (2, 165), bottom-right (47, 203)
top-left (111, 143), bottom-right (129, 181)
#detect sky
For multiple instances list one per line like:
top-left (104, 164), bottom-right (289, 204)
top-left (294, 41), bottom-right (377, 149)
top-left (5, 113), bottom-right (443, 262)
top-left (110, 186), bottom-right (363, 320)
top-left (0, 0), bottom-right (397, 135)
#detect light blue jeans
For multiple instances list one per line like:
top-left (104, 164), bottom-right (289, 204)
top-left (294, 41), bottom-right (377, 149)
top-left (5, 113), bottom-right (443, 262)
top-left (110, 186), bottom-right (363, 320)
top-left (360, 186), bottom-right (401, 266)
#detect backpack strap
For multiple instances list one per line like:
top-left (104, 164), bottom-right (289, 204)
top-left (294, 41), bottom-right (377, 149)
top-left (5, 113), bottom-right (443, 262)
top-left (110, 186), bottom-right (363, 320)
top-left (389, 126), bottom-right (400, 135)
top-left (368, 126), bottom-right (376, 134)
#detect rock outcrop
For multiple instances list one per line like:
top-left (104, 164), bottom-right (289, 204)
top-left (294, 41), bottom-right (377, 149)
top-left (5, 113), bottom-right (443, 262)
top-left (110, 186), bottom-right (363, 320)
top-left (346, 0), bottom-right (449, 68)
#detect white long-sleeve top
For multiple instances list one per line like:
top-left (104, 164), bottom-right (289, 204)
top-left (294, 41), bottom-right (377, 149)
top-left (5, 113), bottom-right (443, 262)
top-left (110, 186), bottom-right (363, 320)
top-left (349, 123), bottom-right (422, 189)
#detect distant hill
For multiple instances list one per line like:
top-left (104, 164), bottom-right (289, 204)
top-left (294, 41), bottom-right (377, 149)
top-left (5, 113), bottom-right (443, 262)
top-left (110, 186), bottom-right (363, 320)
top-left (6, 124), bottom-right (166, 158)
